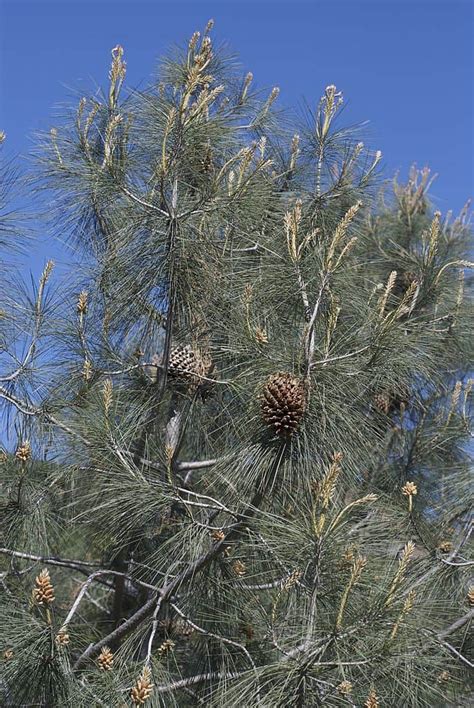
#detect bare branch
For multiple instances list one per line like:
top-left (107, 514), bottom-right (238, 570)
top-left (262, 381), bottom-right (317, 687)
top-left (177, 458), bottom-right (219, 471)
top-left (154, 670), bottom-right (249, 694)
top-left (0, 547), bottom-right (101, 572)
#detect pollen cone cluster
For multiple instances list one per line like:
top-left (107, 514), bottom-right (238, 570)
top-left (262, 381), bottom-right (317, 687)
top-left (168, 344), bottom-right (213, 391)
top-left (98, 646), bottom-right (114, 671)
top-left (131, 665), bottom-right (154, 705)
top-left (260, 372), bottom-right (306, 436)
top-left (32, 569), bottom-right (55, 606)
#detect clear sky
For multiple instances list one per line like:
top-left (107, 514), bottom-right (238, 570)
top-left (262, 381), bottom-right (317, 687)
top-left (0, 0), bottom-right (473, 268)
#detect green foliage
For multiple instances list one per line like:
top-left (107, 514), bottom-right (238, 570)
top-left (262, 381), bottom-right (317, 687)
top-left (1, 21), bottom-right (473, 707)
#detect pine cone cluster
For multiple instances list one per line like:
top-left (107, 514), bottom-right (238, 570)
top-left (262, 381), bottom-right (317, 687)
top-left (260, 372), bottom-right (306, 436)
top-left (168, 344), bottom-right (213, 392)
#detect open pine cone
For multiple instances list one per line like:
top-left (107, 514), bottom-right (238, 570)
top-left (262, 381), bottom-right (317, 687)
top-left (373, 387), bottom-right (409, 415)
top-left (168, 344), bottom-right (214, 393)
top-left (260, 372), bottom-right (306, 436)
top-left (393, 269), bottom-right (419, 298)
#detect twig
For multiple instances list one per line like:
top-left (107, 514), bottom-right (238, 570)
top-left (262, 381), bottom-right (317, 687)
top-left (310, 345), bottom-right (370, 368)
top-left (0, 386), bottom-right (91, 446)
top-left (121, 185), bottom-right (169, 217)
top-left (170, 602), bottom-right (257, 675)
top-left (0, 548), bottom-right (101, 572)
top-left (440, 640), bottom-right (473, 668)
top-left (305, 274), bottom-right (330, 378)
top-left (403, 521), bottom-right (472, 597)
top-left (62, 570), bottom-right (156, 630)
top-left (154, 670), bottom-right (249, 693)
top-left (145, 595), bottom-right (164, 666)
top-left (442, 642), bottom-right (474, 669)
top-left (177, 458), bottom-right (219, 471)
top-left (438, 609), bottom-right (474, 640)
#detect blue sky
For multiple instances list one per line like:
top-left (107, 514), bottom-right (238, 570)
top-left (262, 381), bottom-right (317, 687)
top-left (0, 0), bottom-right (473, 272)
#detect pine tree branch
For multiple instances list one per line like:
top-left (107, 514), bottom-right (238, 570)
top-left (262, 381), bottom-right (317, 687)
top-left (310, 345), bottom-right (370, 368)
top-left (0, 386), bottom-right (91, 446)
top-left (177, 457), bottom-right (219, 471)
top-left (0, 549), bottom-right (156, 598)
top-left (62, 570), bottom-right (156, 630)
top-left (0, 547), bottom-right (101, 572)
top-left (240, 577), bottom-right (288, 591)
top-left (439, 640), bottom-right (473, 668)
top-left (0, 268), bottom-right (48, 383)
top-left (154, 670), bottom-right (249, 694)
top-left (402, 520), bottom-right (472, 597)
top-left (73, 444), bottom-right (287, 670)
top-left (121, 184), bottom-right (169, 217)
top-left (438, 609), bottom-right (474, 640)
top-left (170, 601), bottom-right (257, 675)
top-left (305, 274), bottom-right (330, 378)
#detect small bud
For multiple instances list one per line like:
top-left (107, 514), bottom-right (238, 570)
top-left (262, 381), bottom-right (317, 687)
top-left (157, 638), bottom-right (175, 656)
top-left (55, 628), bottom-right (70, 646)
top-left (282, 569), bottom-right (302, 590)
top-left (402, 481), bottom-right (418, 497)
top-left (232, 560), bottom-right (246, 577)
top-left (83, 358), bottom-right (93, 382)
top-left (98, 646), bottom-right (114, 671)
top-left (15, 441), bottom-right (31, 463)
top-left (77, 290), bottom-right (88, 315)
top-left (337, 680), bottom-right (353, 696)
top-left (40, 260), bottom-right (54, 285)
top-left (438, 540), bottom-right (453, 554)
top-left (269, 86), bottom-right (280, 103)
top-left (188, 31), bottom-right (200, 51)
top-left (402, 480), bottom-right (417, 512)
top-left (102, 378), bottom-right (113, 415)
top-left (211, 529), bottom-right (225, 543)
top-left (365, 688), bottom-right (379, 708)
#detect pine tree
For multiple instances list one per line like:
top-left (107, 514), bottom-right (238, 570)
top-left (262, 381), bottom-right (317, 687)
top-left (1, 22), bottom-right (473, 707)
